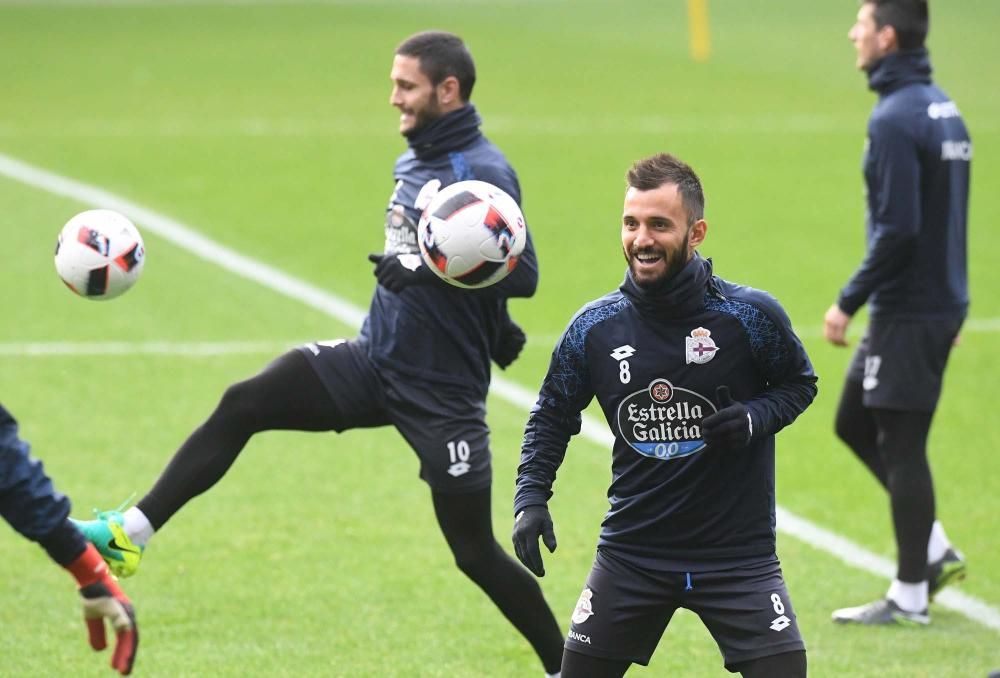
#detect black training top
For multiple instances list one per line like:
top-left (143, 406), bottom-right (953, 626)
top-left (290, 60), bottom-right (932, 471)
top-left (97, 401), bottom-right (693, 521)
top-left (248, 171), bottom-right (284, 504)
top-left (838, 49), bottom-right (970, 319)
top-left (515, 255), bottom-right (817, 570)
top-left (361, 105), bottom-right (538, 398)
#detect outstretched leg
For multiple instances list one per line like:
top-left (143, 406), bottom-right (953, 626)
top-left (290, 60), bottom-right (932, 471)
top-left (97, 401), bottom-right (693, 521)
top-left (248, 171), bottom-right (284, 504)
top-left (138, 349), bottom-right (341, 529)
top-left (432, 488), bottom-right (564, 675)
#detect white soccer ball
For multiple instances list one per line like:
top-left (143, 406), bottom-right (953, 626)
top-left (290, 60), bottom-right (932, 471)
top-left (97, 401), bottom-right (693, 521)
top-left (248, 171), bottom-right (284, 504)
top-left (54, 209), bottom-right (145, 300)
top-left (417, 180), bottom-right (527, 289)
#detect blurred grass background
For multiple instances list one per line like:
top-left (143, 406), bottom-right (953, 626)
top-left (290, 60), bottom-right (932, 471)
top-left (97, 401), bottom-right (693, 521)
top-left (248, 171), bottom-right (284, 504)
top-left (1, 1), bottom-right (997, 675)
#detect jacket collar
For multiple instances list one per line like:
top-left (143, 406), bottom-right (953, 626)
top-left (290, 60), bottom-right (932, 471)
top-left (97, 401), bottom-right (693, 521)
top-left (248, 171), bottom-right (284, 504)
top-left (619, 253), bottom-right (714, 319)
top-left (867, 48), bottom-right (932, 96)
top-left (405, 104), bottom-right (483, 161)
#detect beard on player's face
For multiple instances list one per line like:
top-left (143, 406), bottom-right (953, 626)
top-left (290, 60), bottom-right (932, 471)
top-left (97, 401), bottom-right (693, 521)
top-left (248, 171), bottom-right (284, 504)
top-left (624, 230), bottom-right (691, 288)
top-left (402, 91), bottom-right (444, 137)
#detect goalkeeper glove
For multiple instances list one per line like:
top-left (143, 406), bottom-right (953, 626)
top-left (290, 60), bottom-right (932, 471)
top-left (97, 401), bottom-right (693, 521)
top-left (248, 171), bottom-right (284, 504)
top-left (493, 316), bottom-right (526, 370)
top-left (368, 253), bottom-right (438, 293)
top-left (512, 505), bottom-right (557, 577)
top-left (66, 543), bottom-right (138, 675)
top-left (700, 385), bottom-right (753, 450)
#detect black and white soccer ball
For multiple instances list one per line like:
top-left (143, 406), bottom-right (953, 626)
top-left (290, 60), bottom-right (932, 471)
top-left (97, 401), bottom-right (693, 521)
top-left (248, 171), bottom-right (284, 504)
top-left (54, 209), bottom-right (145, 300)
top-left (417, 180), bottom-right (527, 289)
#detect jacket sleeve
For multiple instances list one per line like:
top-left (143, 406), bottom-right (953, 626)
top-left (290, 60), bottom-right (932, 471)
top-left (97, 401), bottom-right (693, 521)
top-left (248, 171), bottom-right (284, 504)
top-left (514, 315), bottom-right (595, 513)
top-left (838, 115), bottom-right (921, 315)
top-left (0, 404), bottom-right (73, 541)
top-left (740, 299), bottom-right (818, 439)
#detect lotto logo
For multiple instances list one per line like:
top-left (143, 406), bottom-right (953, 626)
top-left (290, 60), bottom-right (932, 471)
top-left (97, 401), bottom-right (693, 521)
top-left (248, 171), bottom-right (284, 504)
top-left (447, 462), bottom-right (470, 477)
top-left (610, 345), bottom-right (635, 361)
top-left (769, 592), bottom-right (791, 632)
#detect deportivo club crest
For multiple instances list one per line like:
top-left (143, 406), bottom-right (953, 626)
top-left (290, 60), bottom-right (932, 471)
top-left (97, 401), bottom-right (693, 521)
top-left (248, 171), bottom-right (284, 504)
top-left (685, 327), bottom-right (719, 364)
top-left (572, 588), bottom-right (595, 625)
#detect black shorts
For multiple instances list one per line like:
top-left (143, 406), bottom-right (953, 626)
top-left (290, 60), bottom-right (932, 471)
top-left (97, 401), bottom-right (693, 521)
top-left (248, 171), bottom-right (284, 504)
top-left (847, 315), bottom-right (963, 412)
top-left (566, 549), bottom-right (805, 671)
top-left (297, 339), bottom-right (491, 493)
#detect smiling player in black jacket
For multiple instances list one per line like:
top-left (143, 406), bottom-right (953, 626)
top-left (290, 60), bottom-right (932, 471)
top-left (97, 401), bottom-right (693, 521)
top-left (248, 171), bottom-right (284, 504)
top-left (513, 153), bottom-right (817, 678)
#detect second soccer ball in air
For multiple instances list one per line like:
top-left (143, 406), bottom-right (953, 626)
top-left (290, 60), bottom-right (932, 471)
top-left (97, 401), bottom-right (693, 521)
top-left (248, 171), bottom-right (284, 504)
top-left (54, 209), bottom-right (145, 300)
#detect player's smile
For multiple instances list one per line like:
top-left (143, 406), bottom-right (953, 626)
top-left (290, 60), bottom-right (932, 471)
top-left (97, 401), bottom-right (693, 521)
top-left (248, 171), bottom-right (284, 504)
top-left (630, 248), bottom-right (666, 272)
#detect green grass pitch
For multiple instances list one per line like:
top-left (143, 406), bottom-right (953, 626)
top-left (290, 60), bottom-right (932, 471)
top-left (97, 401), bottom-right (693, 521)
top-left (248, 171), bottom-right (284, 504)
top-left (1, 1), bottom-right (998, 676)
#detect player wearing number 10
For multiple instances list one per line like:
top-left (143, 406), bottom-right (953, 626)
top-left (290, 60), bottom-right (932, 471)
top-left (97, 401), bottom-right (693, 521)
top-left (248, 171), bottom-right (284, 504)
top-left (512, 154), bottom-right (817, 677)
top-left (71, 30), bottom-right (564, 676)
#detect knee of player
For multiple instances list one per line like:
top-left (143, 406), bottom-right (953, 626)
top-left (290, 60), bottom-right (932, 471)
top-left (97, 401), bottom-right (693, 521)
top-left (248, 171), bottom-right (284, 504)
top-left (450, 541), bottom-right (502, 578)
top-left (215, 379), bottom-right (265, 423)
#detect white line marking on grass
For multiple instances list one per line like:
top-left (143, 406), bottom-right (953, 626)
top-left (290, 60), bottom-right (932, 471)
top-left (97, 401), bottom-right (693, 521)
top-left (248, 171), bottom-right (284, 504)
top-left (0, 341), bottom-right (299, 356)
top-left (1, 149), bottom-right (996, 632)
top-left (777, 508), bottom-right (1000, 632)
top-left (0, 153), bottom-right (367, 330)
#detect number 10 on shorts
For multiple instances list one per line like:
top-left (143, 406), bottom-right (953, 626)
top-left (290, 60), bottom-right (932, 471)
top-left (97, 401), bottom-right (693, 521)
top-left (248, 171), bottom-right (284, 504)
top-left (447, 440), bottom-right (471, 477)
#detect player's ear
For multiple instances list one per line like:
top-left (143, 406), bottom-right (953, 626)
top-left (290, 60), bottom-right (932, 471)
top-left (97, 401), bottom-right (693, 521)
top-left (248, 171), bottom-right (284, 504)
top-left (877, 23), bottom-right (898, 53)
top-left (437, 75), bottom-right (461, 106)
top-left (689, 219), bottom-right (707, 250)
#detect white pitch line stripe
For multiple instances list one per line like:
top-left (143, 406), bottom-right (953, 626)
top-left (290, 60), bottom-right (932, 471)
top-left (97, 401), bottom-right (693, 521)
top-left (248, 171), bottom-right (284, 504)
top-left (777, 508), bottom-right (1000, 631)
top-left (1, 149), bottom-right (996, 632)
top-left (0, 341), bottom-right (300, 356)
top-left (0, 153), bottom-right (368, 330)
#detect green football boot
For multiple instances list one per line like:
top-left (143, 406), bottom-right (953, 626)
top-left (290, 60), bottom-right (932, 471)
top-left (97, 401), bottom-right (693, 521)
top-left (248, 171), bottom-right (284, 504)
top-left (70, 505), bottom-right (144, 578)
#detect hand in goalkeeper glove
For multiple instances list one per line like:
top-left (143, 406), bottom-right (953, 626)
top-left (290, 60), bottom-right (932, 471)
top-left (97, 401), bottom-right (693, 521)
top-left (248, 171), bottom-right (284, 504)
top-left (66, 543), bottom-right (138, 675)
top-left (368, 253), bottom-right (438, 293)
top-left (512, 505), bottom-right (557, 577)
top-left (493, 315), bottom-right (526, 370)
top-left (700, 385), bottom-right (753, 450)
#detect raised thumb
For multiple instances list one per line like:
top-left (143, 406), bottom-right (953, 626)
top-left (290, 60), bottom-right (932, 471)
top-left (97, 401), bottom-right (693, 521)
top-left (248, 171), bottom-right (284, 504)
top-left (715, 385), bottom-right (734, 408)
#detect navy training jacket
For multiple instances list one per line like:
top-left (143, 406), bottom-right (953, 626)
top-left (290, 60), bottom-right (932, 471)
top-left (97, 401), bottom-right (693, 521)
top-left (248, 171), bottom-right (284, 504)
top-left (838, 49), bottom-right (970, 319)
top-left (515, 256), bottom-right (817, 570)
top-left (0, 403), bottom-right (72, 541)
top-left (361, 104), bottom-right (538, 396)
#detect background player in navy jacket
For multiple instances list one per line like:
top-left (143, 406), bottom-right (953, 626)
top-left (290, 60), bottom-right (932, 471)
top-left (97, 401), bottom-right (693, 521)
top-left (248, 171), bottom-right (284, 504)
top-left (513, 154), bottom-right (817, 677)
top-left (1, 403), bottom-right (137, 675)
top-left (71, 32), bottom-right (563, 675)
top-left (825, 0), bottom-right (970, 626)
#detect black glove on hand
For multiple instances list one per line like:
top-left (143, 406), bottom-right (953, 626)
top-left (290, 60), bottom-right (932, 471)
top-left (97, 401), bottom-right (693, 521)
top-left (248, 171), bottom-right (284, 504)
top-left (368, 253), bottom-right (438, 293)
top-left (701, 385), bottom-right (753, 450)
top-left (512, 505), bottom-right (557, 577)
top-left (493, 317), bottom-right (526, 369)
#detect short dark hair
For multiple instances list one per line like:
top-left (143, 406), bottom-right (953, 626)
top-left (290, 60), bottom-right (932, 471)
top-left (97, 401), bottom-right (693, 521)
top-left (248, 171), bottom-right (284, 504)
top-left (626, 153), bottom-right (705, 225)
top-left (396, 31), bottom-right (476, 102)
top-left (868, 0), bottom-right (929, 49)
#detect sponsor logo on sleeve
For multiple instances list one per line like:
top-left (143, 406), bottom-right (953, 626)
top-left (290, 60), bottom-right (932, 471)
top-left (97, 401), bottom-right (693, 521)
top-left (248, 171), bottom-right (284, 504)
top-left (941, 140), bottom-right (972, 161)
top-left (927, 101), bottom-right (961, 120)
